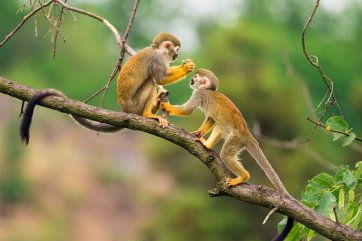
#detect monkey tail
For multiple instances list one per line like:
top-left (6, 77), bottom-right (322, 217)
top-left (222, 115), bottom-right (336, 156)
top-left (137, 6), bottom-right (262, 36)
top-left (70, 116), bottom-right (124, 133)
top-left (272, 217), bottom-right (294, 241)
top-left (244, 135), bottom-right (293, 241)
top-left (19, 89), bottom-right (123, 145)
top-left (245, 139), bottom-right (288, 194)
top-left (20, 89), bottom-right (63, 145)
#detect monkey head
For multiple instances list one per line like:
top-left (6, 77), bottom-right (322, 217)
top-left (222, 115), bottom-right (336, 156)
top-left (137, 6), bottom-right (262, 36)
top-left (151, 32), bottom-right (181, 61)
top-left (190, 69), bottom-right (219, 91)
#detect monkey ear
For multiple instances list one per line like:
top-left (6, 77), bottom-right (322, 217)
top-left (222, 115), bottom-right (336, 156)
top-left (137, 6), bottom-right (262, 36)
top-left (161, 41), bottom-right (173, 49)
top-left (201, 77), bottom-right (210, 88)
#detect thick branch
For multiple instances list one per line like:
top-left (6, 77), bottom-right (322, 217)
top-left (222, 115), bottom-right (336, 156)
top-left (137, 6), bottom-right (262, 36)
top-left (0, 76), bottom-right (361, 241)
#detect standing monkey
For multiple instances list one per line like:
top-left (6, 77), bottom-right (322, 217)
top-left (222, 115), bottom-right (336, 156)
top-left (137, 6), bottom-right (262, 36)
top-left (161, 69), bottom-right (293, 241)
top-left (19, 32), bottom-right (194, 144)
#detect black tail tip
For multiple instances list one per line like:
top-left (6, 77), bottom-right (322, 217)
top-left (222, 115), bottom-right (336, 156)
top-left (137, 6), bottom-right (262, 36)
top-left (272, 217), bottom-right (294, 241)
top-left (19, 127), bottom-right (30, 146)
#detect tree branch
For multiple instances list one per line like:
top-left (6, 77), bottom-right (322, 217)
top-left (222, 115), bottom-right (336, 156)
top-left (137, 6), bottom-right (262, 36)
top-left (0, 76), bottom-right (361, 241)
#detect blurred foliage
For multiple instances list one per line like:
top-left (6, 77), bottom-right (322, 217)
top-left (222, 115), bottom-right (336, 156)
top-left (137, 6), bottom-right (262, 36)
top-left (0, 0), bottom-right (361, 241)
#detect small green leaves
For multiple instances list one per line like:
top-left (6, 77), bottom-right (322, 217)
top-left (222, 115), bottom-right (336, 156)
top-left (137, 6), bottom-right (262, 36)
top-left (315, 192), bottom-right (336, 216)
top-left (325, 116), bottom-right (356, 146)
top-left (279, 162), bottom-right (362, 240)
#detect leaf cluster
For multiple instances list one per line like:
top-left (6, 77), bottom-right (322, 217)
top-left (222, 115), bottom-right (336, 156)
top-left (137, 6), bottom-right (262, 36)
top-left (280, 162), bottom-right (362, 240)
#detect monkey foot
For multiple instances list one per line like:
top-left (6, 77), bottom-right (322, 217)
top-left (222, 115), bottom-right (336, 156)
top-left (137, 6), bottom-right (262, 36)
top-left (196, 137), bottom-right (212, 149)
top-left (226, 175), bottom-right (249, 188)
top-left (144, 114), bottom-right (169, 128)
top-left (157, 117), bottom-right (169, 128)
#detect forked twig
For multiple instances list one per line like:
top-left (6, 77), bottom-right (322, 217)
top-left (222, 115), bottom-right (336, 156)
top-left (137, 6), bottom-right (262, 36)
top-left (54, 0), bottom-right (135, 56)
top-left (98, 0), bottom-right (140, 106)
top-left (0, 0), bottom-right (53, 47)
top-left (301, 0), bottom-right (343, 117)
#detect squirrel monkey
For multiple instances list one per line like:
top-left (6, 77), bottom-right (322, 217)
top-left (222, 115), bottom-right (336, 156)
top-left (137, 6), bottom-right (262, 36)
top-left (19, 32), bottom-right (194, 144)
top-left (161, 69), bottom-right (293, 241)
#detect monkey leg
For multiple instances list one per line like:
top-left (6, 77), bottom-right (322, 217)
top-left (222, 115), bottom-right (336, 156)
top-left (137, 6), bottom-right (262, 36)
top-left (191, 116), bottom-right (215, 138)
top-left (201, 125), bottom-right (222, 149)
top-left (159, 60), bottom-right (195, 85)
top-left (143, 91), bottom-right (169, 127)
top-left (220, 135), bottom-right (250, 187)
top-left (152, 88), bottom-right (169, 114)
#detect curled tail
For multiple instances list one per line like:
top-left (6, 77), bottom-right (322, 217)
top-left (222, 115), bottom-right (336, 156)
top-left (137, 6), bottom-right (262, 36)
top-left (20, 89), bottom-right (63, 145)
top-left (19, 89), bottom-right (123, 145)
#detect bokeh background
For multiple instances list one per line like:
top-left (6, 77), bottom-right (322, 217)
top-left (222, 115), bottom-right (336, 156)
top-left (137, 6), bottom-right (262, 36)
top-left (0, 0), bottom-right (361, 240)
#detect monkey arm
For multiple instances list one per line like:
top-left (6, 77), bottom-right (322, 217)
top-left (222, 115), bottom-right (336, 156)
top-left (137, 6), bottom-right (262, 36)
top-left (158, 60), bottom-right (195, 85)
top-left (161, 102), bottom-right (193, 116)
top-left (191, 116), bottom-right (215, 138)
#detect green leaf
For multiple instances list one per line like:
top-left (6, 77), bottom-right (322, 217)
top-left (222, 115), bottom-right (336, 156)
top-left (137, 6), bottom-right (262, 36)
top-left (326, 116), bottom-right (349, 132)
top-left (277, 217), bottom-right (287, 233)
top-left (310, 173), bottom-right (334, 189)
top-left (335, 165), bottom-right (349, 185)
top-left (342, 132), bottom-right (356, 146)
top-left (316, 192), bottom-right (337, 216)
top-left (343, 170), bottom-right (356, 188)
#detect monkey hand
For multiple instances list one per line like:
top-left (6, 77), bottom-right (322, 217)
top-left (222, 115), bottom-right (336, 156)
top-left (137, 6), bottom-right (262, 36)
top-left (160, 102), bottom-right (171, 112)
top-left (181, 59), bottom-right (195, 73)
top-left (157, 89), bottom-right (169, 104)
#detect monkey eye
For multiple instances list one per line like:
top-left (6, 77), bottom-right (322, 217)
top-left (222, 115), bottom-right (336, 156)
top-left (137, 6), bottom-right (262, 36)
top-left (174, 46), bottom-right (180, 52)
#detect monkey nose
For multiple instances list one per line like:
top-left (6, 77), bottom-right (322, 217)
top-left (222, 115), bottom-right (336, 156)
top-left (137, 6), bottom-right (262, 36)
top-left (190, 78), bottom-right (194, 85)
top-left (173, 53), bottom-right (178, 60)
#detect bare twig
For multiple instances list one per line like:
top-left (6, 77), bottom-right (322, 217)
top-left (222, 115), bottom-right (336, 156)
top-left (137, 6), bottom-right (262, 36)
top-left (0, 0), bottom-right (53, 47)
top-left (36, 0), bottom-right (66, 43)
top-left (333, 207), bottom-right (339, 224)
top-left (301, 0), bottom-right (343, 117)
top-left (52, 0), bottom-right (68, 58)
top-left (99, 0), bottom-right (140, 107)
top-left (53, 0), bottom-right (135, 55)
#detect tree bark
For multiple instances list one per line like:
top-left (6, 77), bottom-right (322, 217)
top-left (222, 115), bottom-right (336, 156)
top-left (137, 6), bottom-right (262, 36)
top-left (0, 76), bottom-right (361, 241)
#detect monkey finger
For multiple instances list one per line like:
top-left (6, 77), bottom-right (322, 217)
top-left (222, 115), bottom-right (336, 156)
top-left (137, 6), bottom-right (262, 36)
top-left (182, 59), bottom-right (192, 64)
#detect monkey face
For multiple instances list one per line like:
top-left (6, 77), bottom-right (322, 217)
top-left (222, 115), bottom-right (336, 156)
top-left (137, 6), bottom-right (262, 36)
top-left (190, 74), bottom-right (210, 90)
top-left (159, 41), bottom-right (179, 61)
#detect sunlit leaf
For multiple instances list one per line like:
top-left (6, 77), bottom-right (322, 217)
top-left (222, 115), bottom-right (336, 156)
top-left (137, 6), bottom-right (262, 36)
top-left (326, 116), bottom-right (349, 131)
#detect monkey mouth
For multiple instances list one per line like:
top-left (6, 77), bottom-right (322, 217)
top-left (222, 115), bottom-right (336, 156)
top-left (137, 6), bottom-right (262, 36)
top-left (173, 54), bottom-right (178, 60)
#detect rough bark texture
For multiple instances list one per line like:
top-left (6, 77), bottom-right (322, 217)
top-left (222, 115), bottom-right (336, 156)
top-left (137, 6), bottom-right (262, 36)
top-left (0, 76), bottom-right (361, 241)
